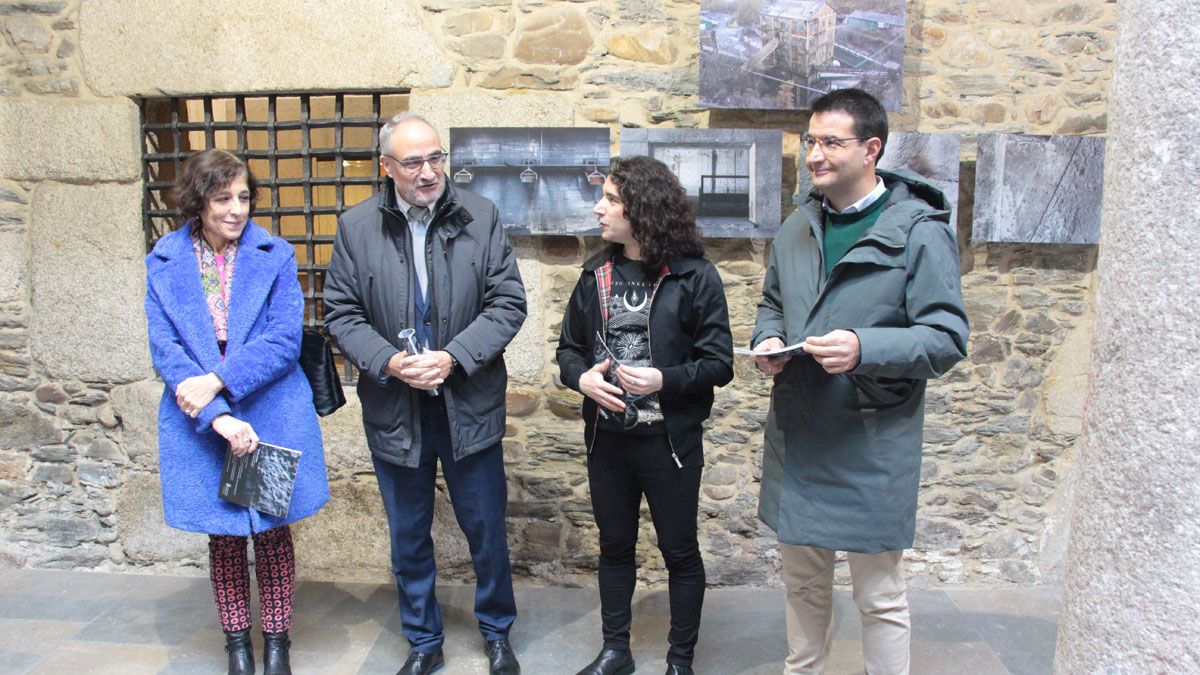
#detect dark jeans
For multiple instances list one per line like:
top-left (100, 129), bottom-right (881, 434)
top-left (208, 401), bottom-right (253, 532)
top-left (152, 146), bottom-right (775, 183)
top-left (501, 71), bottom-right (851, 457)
top-left (587, 429), bottom-right (705, 666)
top-left (372, 395), bottom-right (517, 652)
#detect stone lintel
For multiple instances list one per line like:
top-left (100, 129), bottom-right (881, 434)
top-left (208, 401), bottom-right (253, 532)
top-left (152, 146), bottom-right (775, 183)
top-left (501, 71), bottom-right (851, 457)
top-left (79, 0), bottom-right (455, 97)
top-left (0, 98), bottom-right (139, 182)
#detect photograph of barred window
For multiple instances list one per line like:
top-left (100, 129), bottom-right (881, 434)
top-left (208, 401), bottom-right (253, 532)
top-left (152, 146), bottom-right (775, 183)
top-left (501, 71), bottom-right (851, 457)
top-left (448, 127), bottom-right (611, 235)
top-left (699, 0), bottom-right (905, 111)
top-left (620, 128), bottom-right (783, 237)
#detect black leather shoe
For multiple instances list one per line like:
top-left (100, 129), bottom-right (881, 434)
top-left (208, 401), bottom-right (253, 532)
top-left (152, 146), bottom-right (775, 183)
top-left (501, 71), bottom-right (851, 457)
top-left (665, 665), bottom-right (694, 675)
top-left (575, 648), bottom-right (635, 675)
top-left (486, 638), bottom-right (521, 674)
top-left (396, 648), bottom-right (444, 675)
top-left (224, 628), bottom-right (254, 675)
top-left (262, 630), bottom-right (292, 675)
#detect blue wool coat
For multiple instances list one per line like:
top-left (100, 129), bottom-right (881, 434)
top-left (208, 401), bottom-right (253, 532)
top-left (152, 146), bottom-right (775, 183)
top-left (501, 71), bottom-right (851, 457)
top-left (145, 222), bottom-right (329, 536)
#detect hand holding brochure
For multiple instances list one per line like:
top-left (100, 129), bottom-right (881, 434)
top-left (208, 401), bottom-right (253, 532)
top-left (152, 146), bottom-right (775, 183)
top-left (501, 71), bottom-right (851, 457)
top-left (733, 341), bottom-right (808, 357)
top-left (219, 442), bottom-right (301, 518)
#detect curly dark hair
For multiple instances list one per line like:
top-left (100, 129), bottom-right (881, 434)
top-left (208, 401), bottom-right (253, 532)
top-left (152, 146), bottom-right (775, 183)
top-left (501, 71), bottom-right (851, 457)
top-left (173, 149), bottom-right (259, 227)
top-left (607, 155), bottom-right (704, 270)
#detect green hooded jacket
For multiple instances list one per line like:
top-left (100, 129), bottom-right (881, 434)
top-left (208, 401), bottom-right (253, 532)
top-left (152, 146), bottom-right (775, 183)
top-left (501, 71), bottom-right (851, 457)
top-left (752, 169), bottom-right (969, 553)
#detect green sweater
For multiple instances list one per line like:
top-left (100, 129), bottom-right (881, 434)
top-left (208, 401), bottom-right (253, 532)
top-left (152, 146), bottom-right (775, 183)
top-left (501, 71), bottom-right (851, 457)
top-left (823, 188), bottom-right (892, 277)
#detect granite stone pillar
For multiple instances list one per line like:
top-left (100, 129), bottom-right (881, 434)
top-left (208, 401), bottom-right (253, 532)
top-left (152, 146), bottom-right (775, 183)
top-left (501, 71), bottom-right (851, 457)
top-left (1054, 0), bottom-right (1200, 672)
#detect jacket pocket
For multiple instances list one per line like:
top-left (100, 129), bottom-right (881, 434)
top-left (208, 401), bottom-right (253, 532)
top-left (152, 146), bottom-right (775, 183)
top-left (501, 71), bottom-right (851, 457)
top-left (849, 375), bottom-right (917, 410)
top-left (358, 378), bottom-right (404, 429)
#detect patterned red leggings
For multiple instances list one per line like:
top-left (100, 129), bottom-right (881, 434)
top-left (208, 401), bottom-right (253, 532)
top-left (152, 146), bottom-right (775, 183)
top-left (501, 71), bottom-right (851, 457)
top-left (208, 525), bottom-right (295, 634)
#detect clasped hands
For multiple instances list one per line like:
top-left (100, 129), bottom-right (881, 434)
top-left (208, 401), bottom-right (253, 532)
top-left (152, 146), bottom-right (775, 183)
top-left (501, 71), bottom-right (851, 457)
top-left (578, 359), bottom-right (662, 413)
top-left (753, 329), bottom-right (861, 375)
top-left (175, 373), bottom-right (257, 456)
top-left (176, 372), bottom-right (224, 418)
top-left (386, 350), bottom-right (453, 391)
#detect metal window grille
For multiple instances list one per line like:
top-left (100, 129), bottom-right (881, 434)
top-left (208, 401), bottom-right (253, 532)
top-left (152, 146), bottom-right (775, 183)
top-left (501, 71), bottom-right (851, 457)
top-left (139, 91), bottom-right (409, 382)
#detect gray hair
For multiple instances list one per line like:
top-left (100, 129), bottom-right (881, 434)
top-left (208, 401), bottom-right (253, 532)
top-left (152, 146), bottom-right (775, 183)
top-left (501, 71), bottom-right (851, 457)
top-left (378, 112), bottom-right (437, 155)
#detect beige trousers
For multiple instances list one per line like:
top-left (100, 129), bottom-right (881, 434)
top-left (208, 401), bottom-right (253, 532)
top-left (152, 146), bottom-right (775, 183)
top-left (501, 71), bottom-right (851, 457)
top-left (780, 544), bottom-right (910, 675)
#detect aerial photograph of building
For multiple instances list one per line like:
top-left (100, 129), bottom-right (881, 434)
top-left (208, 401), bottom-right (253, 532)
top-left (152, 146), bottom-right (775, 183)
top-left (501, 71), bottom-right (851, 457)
top-left (699, 0), bottom-right (906, 110)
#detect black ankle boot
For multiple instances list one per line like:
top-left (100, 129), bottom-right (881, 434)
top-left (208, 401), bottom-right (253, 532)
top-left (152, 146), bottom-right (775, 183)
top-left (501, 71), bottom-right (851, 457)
top-left (575, 647), bottom-right (635, 675)
top-left (224, 628), bottom-right (254, 675)
top-left (263, 630), bottom-right (292, 675)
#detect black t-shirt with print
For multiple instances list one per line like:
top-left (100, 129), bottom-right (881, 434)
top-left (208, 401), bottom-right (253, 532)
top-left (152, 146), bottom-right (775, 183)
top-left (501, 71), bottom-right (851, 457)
top-left (596, 253), bottom-right (667, 435)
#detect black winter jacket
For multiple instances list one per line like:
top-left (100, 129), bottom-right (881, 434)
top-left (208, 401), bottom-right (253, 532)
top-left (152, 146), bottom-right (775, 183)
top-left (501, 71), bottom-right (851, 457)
top-left (325, 179), bottom-right (526, 468)
top-left (557, 245), bottom-right (734, 460)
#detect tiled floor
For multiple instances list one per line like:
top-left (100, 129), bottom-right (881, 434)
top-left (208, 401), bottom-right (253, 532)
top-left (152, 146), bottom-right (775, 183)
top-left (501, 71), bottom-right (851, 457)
top-left (0, 568), bottom-right (1059, 674)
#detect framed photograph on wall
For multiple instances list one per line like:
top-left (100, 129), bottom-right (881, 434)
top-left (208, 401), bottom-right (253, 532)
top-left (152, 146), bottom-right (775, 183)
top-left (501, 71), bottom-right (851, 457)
top-left (620, 128), bottom-right (784, 238)
top-left (449, 127), bottom-right (611, 235)
top-left (973, 134), bottom-right (1105, 244)
top-left (699, 0), bottom-right (906, 111)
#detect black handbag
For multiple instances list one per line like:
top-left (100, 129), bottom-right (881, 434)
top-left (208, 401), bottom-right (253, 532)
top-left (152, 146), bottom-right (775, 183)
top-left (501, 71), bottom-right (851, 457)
top-left (300, 327), bottom-right (346, 417)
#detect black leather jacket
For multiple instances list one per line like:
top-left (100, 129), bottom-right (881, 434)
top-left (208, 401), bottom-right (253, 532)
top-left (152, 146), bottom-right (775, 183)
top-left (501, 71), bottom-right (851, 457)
top-left (325, 179), bottom-right (526, 467)
top-left (557, 245), bottom-right (733, 460)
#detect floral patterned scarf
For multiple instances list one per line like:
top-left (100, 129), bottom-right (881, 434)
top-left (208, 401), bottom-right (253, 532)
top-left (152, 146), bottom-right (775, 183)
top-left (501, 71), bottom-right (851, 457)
top-left (191, 226), bottom-right (239, 345)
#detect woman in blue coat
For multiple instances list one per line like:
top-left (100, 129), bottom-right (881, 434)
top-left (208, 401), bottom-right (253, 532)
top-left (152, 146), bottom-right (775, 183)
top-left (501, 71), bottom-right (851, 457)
top-left (144, 149), bottom-right (329, 675)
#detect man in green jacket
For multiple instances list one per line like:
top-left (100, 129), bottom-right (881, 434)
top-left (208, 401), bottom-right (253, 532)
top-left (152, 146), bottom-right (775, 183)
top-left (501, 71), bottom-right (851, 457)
top-left (752, 89), bottom-right (969, 674)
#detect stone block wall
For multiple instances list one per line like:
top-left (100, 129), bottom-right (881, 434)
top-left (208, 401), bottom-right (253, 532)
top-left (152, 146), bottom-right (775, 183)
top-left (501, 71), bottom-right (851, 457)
top-left (0, 0), bottom-right (1115, 586)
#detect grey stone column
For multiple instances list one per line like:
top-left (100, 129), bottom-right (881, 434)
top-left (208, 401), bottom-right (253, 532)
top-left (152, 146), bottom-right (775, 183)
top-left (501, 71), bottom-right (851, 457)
top-left (1054, 0), bottom-right (1200, 672)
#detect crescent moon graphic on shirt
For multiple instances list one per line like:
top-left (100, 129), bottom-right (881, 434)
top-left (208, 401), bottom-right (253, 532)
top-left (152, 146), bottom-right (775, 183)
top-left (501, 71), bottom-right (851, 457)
top-left (623, 291), bottom-right (647, 313)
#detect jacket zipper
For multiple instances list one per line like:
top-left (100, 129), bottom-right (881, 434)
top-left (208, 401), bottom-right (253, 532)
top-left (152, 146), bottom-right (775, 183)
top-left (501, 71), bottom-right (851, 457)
top-left (643, 271), bottom-right (683, 469)
top-left (587, 260), bottom-right (683, 469)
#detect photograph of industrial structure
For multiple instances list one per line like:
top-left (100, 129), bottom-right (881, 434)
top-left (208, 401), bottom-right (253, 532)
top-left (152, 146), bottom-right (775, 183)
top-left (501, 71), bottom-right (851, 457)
top-left (620, 128), bottom-right (783, 237)
top-left (973, 134), bottom-right (1105, 244)
top-left (699, 0), bottom-right (906, 110)
top-left (448, 127), bottom-right (610, 235)
top-left (796, 132), bottom-right (961, 225)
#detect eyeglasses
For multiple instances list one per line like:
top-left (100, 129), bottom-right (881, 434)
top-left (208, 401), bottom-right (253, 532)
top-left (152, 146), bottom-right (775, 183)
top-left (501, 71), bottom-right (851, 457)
top-left (801, 133), bottom-right (870, 154)
top-left (384, 151), bottom-right (447, 173)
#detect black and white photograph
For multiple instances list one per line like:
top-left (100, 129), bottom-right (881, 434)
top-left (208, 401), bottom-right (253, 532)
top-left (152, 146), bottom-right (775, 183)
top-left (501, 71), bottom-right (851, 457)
top-left (699, 0), bottom-right (906, 111)
top-left (797, 132), bottom-right (962, 225)
top-left (449, 127), bottom-right (611, 235)
top-left (620, 128), bottom-right (784, 237)
top-left (973, 134), bottom-right (1106, 244)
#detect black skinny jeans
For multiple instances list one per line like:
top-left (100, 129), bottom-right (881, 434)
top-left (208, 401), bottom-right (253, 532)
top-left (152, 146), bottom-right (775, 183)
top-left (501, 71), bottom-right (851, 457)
top-left (587, 429), bottom-right (705, 666)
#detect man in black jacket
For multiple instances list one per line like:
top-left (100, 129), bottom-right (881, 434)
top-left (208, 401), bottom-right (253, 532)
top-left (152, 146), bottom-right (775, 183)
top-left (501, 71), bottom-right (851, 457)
top-left (557, 156), bottom-right (733, 675)
top-left (325, 113), bottom-right (526, 675)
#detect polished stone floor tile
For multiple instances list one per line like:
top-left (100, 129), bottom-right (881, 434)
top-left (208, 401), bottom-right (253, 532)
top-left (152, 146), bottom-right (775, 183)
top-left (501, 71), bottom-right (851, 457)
top-left (72, 595), bottom-right (218, 646)
top-left (948, 588), bottom-right (1061, 675)
top-left (0, 570), bottom-right (1060, 674)
top-left (293, 579), bottom-right (399, 623)
top-left (156, 626), bottom-right (227, 675)
top-left (28, 641), bottom-right (171, 674)
top-left (0, 569), bottom-right (209, 623)
top-left (288, 610), bottom-right (390, 672)
top-left (0, 651), bottom-right (44, 675)
top-left (0, 617), bottom-right (87, 649)
top-left (909, 639), bottom-right (1012, 675)
top-left (0, 618), bottom-right (87, 674)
